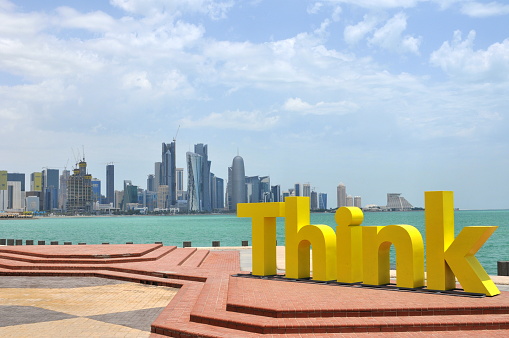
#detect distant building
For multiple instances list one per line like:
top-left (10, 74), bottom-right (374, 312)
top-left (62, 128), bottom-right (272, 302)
top-left (106, 164), bottom-right (114, 205)
top-left (186, 152), bottom-right (202, 212)
top-left (211, 174), bottom-right (224, 210)
top-left (92, 178), bottom-right (101, 203)
top-left (154, 162), bottom-right (161, 194)
top-left (0, 171), bottom-right (7, 211)
top-left (294, 183), bottom-right (302, 197)
top-left (194, 144), bottom-right (211, 212)
top-left (354, 196), bottom-right (362, 208)
top-left (386, 193), bottom-right (413, 211)
top-left (246, 176), bottom-right (261, 203)
top-left (157, 185), bottom-right (169, 209)
top-left (161, 141), bottom-right (177, 207)
top-left (30, 172), bottom-right (42, 192)
top-left (122, 180), bottom-right (138, 210)
top-left (26, 196), bottom-right (40, 212)
top-left (271, 185), bottom-right (281, 202)
top-left (147, 174), bottom-right (155, 192)
top-left (66, 161), bottom-right (93, 214)
top-left (176, 167), bottom-right (184, 200)
top-left (42, 168), bottom-right (59, 211)
top-left (318, 193), bottom-right (327, 210)
top-left (346, 195), bottom-right (353, 207)
top-left (7, 173), bottom-right (25, 191)
top-left (337, 183), bottom-right (346, 208)
top-left (59, 170), bottom-right (70, 211)
top-left (230, 155), bottom-right (246, 211)
top-left (310, 191), bottom-right (318, 210)
top-left (260, 176), bottom-right (271, 202)
top-left (303, 184), bottom-right (311, 197)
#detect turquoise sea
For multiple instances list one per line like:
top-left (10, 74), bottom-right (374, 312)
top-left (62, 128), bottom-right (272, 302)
top-left (0, 210), bottom-right (507, 275)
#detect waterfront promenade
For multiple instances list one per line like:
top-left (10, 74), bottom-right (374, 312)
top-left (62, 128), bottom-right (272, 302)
top-left (0, 244), bottom-right (508, 337)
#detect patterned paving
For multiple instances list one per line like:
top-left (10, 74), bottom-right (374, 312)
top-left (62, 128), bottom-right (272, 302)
top-left (0, 276), bottom-right (177, 337)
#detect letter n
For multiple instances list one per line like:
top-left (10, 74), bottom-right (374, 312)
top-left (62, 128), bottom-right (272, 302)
top-left (362, 224), bottom-right (424, 288)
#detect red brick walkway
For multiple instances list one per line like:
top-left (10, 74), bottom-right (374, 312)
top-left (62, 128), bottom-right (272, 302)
top-left (1, 244), bottom-right (508, 337)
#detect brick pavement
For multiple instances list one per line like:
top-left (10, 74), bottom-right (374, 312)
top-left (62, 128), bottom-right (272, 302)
top-left (0, 244), bottom-right (508, 337)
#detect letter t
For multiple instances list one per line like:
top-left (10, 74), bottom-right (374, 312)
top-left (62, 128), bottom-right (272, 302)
top-left (237, 202), bottom-right (285, 276)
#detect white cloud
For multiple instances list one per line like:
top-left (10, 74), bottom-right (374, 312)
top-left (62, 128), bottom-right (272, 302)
top-left (368, 12), bottom-right (421, 54)
top-left (122, 71), bottom-right (152, 90)
top-left (56, 7), bottom-right (116, 32)
top-left (307, 2), bottom-right (324, 14)
top-left (179, 110), bottom-right (280, 131)
top-left (460, 1), bottom-right (509, 17)
top-left (321, 0), bottom-right (421, 9)
top-left (344, 14), bottom-right (380, 44)
top-left (109, 0), bottom-right (234, 19)
top-left (283, 97), bottom-right (358, 115)
top-left (430, 30), bottom-right (509, 81)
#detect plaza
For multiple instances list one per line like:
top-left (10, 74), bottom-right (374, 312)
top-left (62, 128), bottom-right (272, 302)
top-left (0, 243), bottom-right (508, 337)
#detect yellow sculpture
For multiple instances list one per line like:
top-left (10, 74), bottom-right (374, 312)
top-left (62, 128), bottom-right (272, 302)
top-left (362, 224), bottom-right (425, 288)
top-left (238, 191), bottom-right (500, 296)
top-left (237, 202), bottom-right (285, 276)
top-left (335, 207), bottom-right (363, 283)
top-left (285, 197), bottom-right (336, 281)
top-left (425, 191), bottom-right (499, 296)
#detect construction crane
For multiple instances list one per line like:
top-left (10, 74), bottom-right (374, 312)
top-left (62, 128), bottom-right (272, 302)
top-left (173, 125), bottom-right (180, 142)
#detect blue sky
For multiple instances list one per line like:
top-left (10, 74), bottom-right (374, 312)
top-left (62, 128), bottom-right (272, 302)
top-left (1, 0), bottom-right (508, 209)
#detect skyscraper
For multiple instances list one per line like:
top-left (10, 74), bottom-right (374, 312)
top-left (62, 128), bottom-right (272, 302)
top-left (59, 170), bottom-right (70, 211)
top-left (260, 176), bottom-right (271, 202)
top-left (231, 155), bottom-right (246, 211)
top-left (7, 173), bottom-right (25, 191)
top-left (106, 164), bottom-right (114, 205)
top-left (246, 176), bottom-right (261, 203)
top-left (318, 193), bottom-right (327, 210)
top-left (161, 141), bottom-right (177, 207)
top-left (67, 160), bottom-right (93, 214)
top-left (354, 196), bottom-right (362, 208)
top-left (211, 174), bottom-right (224, 210)
top-left (91, 178), bottom-right (101, 203)
top-left (186, 151), bottom-right (203, 212)
top-left (337, 183), bottom-right (346, 208)
top-left (194, 144), bottom-right (211, 212)
top-left (311, 191), bottom-right (318, 210)
top-left (154, 162), bottom-right (161, 194)
top-left (303, 183), bottom-right (311, 197)
top-left (176, 167), bottom-right (184, 200)
top-left (346, 195), bottom-right (354, 207)
top-left (271, 185), bottom-right (281, 202)
top-left (294, 183), bottom-right (302, 197)
top-left (42, 168), bottom-right (59, 211)
top-left (30, 172), bottom-right (42, 192)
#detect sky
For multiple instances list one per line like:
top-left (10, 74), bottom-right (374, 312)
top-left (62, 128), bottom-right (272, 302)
top-left (1, 0), bottom-right (508, 210)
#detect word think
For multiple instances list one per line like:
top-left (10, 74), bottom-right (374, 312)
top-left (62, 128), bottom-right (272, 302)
top-left (238, 191), bottom-right (499, 296)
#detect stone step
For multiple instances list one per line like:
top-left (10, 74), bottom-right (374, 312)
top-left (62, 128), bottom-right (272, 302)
top-left (0, 246), bottom-right (176, 264)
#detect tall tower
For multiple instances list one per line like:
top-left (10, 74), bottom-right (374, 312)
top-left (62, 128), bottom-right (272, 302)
top-left (106, 164), bottom-right (114, 205)
top-left (161, 141), bottom-right (176, 207)
top-left (337, 183), bottom-right (346, 208)
top-left (59, 170), bottom-right (70, 211)
top-left (194, 143), bottom-right (211, 212)
top-left (186, 151), bottom-right (203, 212)
top-left (42, 168), bottom-right (59, 211)
top-left (67, 160), bottom-right (93, 214)
top-left (231, 155), bottom-right (246, 211)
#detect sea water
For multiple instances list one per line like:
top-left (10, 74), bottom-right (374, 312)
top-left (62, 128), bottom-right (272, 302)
top-left (0, 210), bottom-right (507, 275)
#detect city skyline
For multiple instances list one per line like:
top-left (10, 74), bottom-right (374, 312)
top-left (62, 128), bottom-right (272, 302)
top-left (1, 1), bottom-right (508, 209)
